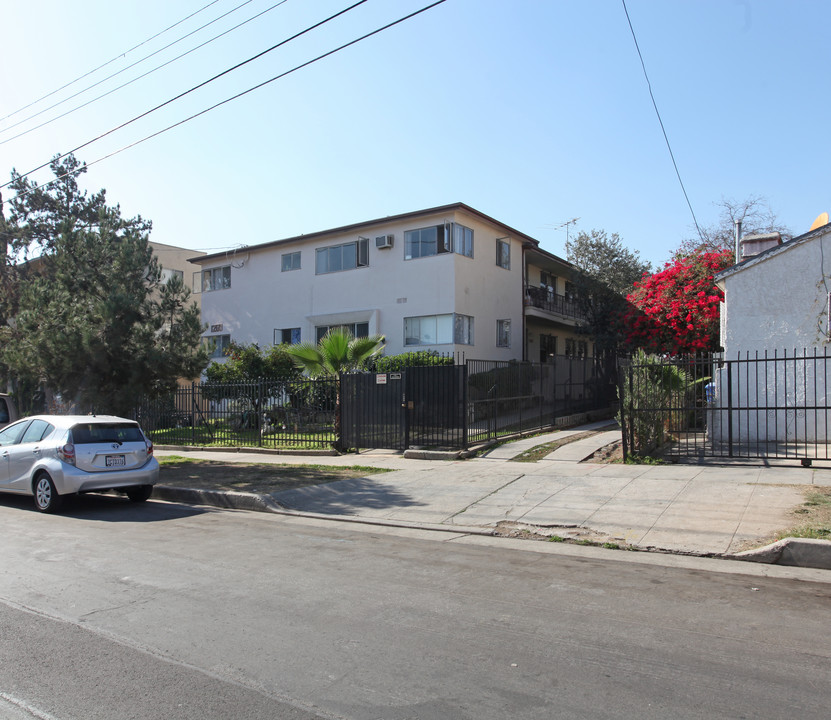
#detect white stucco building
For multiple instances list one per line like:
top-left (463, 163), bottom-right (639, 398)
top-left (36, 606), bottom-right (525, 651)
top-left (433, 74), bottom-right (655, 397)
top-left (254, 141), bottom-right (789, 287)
top-left (716, 224), bottom-right (831, 355)
top-left (189, 203), bottom-right (590, 363)
top-left (711, 222), bottom-right (831, 445)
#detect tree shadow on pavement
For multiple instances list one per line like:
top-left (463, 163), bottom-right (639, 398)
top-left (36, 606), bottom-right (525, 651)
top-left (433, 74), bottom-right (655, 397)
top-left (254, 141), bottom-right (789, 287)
top-left (271, 477), bottom-right (426, 515)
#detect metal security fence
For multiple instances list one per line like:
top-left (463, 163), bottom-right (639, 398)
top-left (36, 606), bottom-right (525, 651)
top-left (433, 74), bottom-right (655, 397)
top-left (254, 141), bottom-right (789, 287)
top-left (136, 378), bottom-right (337, 449)
top-left (138, 355), bottom-right (617, 452)
top-left (618, 349), bottom-right (831, 462)
top-left (467, 356), bottom-right (616, 445)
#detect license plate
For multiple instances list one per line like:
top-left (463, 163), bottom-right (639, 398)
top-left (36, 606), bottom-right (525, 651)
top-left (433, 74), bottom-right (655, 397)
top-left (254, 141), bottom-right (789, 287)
top-left (106, 455), bottom-right (126, 467)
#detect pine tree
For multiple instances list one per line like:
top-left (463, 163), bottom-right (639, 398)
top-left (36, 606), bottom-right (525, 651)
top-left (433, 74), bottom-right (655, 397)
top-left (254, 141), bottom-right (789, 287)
top-left (1, 154), bottom-right (209, 414)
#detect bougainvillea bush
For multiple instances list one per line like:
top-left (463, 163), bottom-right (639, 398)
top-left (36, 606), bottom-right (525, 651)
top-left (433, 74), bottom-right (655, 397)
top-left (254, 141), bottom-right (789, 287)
top-left (623, 250), bottom-right (733, 355)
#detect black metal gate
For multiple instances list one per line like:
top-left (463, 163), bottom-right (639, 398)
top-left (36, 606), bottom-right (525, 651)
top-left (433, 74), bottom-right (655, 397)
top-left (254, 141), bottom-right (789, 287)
top-left (618, 350), bottom-right (831, 462)
top-left (341, 366), bottom-right (469, 451)
top-left (340, 372), bottom-right (407, 450)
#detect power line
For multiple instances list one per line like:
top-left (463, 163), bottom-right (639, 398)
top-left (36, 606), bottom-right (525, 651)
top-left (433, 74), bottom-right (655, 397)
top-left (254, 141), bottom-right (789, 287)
top-left (0, 0), bottom-right (224, 123)
top-left (0, 0), bottom-right (258, 137)
top-left (621, 0), bottom-right (703, 242)
top-left (5, 0), bottom-right (449, 204)
top-left (1, 0), bottom-right (370, 191)
top-left (0, 0), bottom-right (291, 147)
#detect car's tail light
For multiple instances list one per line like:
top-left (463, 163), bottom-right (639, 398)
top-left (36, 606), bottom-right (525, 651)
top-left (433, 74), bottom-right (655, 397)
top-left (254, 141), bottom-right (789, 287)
top-left (145, 438), bottom-right (154, 457)
top-left (58, 443), bottom-right (76, 466)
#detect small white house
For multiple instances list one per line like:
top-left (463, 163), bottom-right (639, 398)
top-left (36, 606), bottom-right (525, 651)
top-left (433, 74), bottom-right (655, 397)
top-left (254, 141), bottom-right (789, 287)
top-left (711, 222), bottom-right (831, 445)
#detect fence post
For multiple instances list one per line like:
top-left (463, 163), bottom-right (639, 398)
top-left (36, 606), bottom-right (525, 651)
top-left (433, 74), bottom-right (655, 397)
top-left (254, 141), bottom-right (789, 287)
top-left (618, 360), bottom-right (629, 462)
top-left (257, 378), bottom-right (264, 447)
top-left (191, 382), bottom-right (196, 446)
top-left (727, 360), bottom-right (734, 457)
top-left (461, 363), bottom-right (469, 450)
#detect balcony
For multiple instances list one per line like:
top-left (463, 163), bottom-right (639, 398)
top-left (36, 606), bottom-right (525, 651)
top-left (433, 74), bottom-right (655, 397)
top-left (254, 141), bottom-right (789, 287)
top-left (525, 287), bottom-right (587, 322)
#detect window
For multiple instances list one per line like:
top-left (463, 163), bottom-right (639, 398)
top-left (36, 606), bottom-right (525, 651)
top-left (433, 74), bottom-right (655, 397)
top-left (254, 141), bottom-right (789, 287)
top-left (315, 238), bottom-right (369, 274)
top-left (275, 327), bottom-right (301, 345)
top-left (315, 323), bottom-right (369, 343)
top-left (405, 225), bottom-right (449, 259)
top-left (20, 420), bottom-right (54, 444)
top-left (205, 334), bottom-right (231, 358)
top-left (70, 422), bottom-right (144, 444)
top-left (540, 334), bottom-right (557, 363)
top-left (160, 268), bottom-right (184, 285)
top-left (496, 239), bottom-right (511, 269)
top-left (281, 252), bottom-right (301, 272)
top-left (539, 271), bottom-right (556, 293)
top-left (565, 338), bottom-right (588, 358)
top-left (194, 265), bottom-right (231, 293)
top-left (453, 223), bottom-right (474, 258)
top-left (0, 421), bottom-right (26, 446)
top-left (404, 314), bottom-right (473, 346)
top-left (405, 223), bottom-right (474, 260)
top-left (497, 319), bottom-right (511, 348)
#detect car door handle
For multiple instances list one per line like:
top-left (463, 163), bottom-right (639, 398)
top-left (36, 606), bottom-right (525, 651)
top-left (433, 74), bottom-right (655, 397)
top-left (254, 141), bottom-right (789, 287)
top-left (32, 448), bottom-right (41, 455)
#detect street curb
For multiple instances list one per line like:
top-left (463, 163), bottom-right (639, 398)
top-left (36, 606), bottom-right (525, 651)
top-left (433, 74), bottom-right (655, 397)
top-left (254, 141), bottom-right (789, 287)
top-left (152, 485), bottom-right (287, 513)
top-left (151, 485), bottom-right (495, 537)
top-left (150, 487), bottom-right (831, 570)
top-left (731, 538), bottom-right (831, 569)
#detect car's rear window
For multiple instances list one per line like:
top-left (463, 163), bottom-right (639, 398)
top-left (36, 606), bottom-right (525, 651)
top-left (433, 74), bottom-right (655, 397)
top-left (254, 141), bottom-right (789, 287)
top-left (70, 423), bottom-right (144, 445)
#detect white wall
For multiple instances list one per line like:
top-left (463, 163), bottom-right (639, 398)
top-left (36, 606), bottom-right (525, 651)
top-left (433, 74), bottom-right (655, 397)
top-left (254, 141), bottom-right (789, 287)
top-left (720, 227), bottom-right (831, 356)
top-left (197, 208), bottom-right (525, 362)
top-left (712, 227), bottom-right (831, 445)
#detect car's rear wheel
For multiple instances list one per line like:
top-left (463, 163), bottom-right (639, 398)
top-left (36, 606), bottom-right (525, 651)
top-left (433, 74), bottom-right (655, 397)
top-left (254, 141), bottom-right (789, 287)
top-left (125, 485), bottom-right (153, 503)
top-left (33, 473), bottom-right (62, 513)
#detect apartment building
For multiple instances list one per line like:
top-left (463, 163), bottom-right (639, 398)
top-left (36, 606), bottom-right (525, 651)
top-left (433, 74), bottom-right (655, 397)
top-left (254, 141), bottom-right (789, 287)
top-left (190, 203), bottom-right (590, 363)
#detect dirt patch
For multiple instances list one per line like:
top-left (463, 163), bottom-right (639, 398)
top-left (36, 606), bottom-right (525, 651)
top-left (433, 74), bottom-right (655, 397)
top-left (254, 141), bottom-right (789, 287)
top-left (510, 431), bottom-right (599, 462)
top-left (583, 440), bottom-right (624, 464)
top-left (492, 521), bottom-right (634, 549)
top-left (158, 457), bottom-right (388, 494)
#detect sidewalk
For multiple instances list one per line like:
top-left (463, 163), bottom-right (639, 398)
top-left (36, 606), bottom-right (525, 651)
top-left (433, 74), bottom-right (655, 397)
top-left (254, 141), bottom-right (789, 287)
top-left (154, 424), bottom-right (831, 567)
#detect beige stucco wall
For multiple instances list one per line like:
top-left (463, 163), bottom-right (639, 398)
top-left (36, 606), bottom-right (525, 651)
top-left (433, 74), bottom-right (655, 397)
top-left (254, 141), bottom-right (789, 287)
top-left (150, 241), bottom-right (205, 313)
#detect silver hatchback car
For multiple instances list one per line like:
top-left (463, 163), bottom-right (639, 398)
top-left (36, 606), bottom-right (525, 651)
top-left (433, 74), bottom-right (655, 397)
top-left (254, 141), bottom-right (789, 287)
top-left (0, 415), bottom-right (159, 513)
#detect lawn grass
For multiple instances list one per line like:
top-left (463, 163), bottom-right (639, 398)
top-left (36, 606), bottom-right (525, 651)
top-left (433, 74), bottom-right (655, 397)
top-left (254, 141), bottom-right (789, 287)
top-left (157, 456), bottom-right (390, 494)
top-left (777, 486), bottom-right (831, 541)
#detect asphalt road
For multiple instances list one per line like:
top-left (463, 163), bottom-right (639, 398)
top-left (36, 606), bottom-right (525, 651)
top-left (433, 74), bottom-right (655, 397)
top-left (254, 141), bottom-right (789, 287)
top-left (0, 493), bottom-right (829, 719)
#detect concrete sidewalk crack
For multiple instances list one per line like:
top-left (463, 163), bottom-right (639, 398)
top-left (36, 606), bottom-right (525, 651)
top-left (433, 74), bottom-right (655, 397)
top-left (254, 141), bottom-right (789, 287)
top-left (444, 473), bottom-right (526, 522)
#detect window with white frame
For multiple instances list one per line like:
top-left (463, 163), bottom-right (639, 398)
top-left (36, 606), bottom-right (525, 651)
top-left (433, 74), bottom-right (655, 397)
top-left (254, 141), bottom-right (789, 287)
top-left (275, 328), bottom-right (301, 345)
top-left (404, 314), bottom-right (473, 346)
top-left (404, 223), bottom-right (474, 260)
top-left (204, 334), bottom-right (231, 358)
top-left (453, 223), bottom-right (474, 258)
top-left (281, 252), bottom-right (301, 272)
top-left (160, 268), bottom-right (184, 285)
top-left (496, 238), bottom-right (511, 269)
top-left (193, 265), bottom-right (231, 293)
top-left (315, 238), bottom-right (369, 274)
top-left (496, 319), bottom-right (511, 348)
top-left (315, 322), bottom-right (369, 343)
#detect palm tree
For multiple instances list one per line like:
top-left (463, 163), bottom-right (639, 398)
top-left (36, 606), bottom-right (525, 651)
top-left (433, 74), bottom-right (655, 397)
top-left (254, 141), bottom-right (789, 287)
top-left (287, 329), bottom-right (385, 450)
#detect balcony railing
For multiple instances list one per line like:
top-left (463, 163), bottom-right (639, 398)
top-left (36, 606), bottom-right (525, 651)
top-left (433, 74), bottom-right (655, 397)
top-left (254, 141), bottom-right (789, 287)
top-left (525, 287), bottom-right (586, 321)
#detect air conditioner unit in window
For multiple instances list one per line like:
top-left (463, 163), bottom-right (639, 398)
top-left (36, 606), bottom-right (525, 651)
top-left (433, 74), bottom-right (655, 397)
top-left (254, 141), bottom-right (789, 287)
top-left (375, 234), bottom-right (394, 249)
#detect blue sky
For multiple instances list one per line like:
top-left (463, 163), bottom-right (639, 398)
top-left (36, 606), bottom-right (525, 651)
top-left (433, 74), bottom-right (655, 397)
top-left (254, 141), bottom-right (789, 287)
top-left (1, 0), bottom-right (828, 268)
